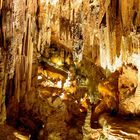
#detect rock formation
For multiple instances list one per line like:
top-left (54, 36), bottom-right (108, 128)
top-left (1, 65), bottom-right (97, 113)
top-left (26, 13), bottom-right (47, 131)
top-left (0, 0), bottom-right (140, 139)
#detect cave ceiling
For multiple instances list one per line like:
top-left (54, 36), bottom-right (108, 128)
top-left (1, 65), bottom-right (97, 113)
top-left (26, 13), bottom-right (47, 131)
top-left (0, 0), bottom-right (140, 75)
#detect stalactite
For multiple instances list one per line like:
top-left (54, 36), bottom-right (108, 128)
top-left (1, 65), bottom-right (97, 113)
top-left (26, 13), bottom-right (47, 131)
top-left (0, 0), bottom-right (3, 10)
top-left (46, 2), bottom-right (52, 47)
top-left (116, 0), bottom-right (122, 57)
top-left (1, 0), bottom-right (139, 85)
top-left (121, 36), bottom-right (127, 63)
top-left (106, 0), bottom-right (117, 66)
top-left (99, 26), bottom-right (107, 69)
top-left (0, 0), bottom-right (16, 124)
top-left (0, 48), bottom-right (6, 124)
top-left (98, 0), bottom-right (140, 71)
top-left (15, 58), bottom-right (21, 102)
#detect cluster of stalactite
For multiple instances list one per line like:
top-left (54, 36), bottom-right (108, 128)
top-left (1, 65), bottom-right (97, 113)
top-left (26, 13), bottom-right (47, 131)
top-left (31, 0), bottom-right (140, 72)
top-left (35, 0), bottom-right (140, 72)
top-left (0, 0), bottom-right (37, 124)
top-left (99, 0), bottom-right (140, 72)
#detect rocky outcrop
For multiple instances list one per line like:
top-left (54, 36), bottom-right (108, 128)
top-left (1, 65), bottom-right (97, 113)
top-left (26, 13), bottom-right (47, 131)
top-left (118, 64), bottom-right (140, 115)
top-left (93, 64), bottom-right (140, 118)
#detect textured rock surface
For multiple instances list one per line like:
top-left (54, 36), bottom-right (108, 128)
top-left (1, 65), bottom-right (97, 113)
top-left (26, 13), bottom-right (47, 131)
top-left (0, 0), bottom-right (140, 139)
top-left (118, 65), bottom-right (140, 115)
top-left (92, 70), bottom-right (120, 121)
top-left (0, 124), bottom-right (29, 140)
top-left (99, 113), bottom-right (140, 140)
top-left (93, 64), bottom-right (140, 118)
top-left (19, 87), bottom-right (87, 140)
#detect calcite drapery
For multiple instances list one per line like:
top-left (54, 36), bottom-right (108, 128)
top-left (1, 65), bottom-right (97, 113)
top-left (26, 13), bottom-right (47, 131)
top-left (35, 0), bottom-right (140, 72)
top-left (99, 0), bottom-right (140, 72)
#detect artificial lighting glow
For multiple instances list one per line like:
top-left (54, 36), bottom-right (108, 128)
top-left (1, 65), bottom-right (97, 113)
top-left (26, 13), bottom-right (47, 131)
top-left (52, 57), bottom-right (63, 66)
top-left (127, 54), bottom-right (140, 68)
top-left (60, 93), bottom-right (65, 99)
top-left (41, 80), bottom-right (62, 88)
top-left (75, 100), bottom-right (78, 104)
top-left (100, 51), bottom-right (122, 72)
top-left (38, 75), bottom-right (43, 80)
top-left (41, 0), bottom-right (58, 5)
top-left (50, 0), bottom-right (58, 5)
top-left (64, 76), bottom-right (71, 88)
top-left (110, 55), bottom-right (123, 72)
top-left (56, 60), bottom-right (63, 66)
top-left (42, 70), bottom-right (47, 77)
top-left (110, 55), bottom-right (122, 72)
top-left (80, 94), bottom-right (88, 110)
top-left (114, 55), bottom-right (122, 69)
top-left (72, 0), bottom-right (83, 9)
top-left (41, 81), bottom-right (54, 87)
top-left (56, 80), bottom-right (62, 88)
top-left (13, 132), bottom-right (29, 140)
top-left (52, 93), bottom-right (57, 96)
top-left (100, 52), bottom-right (140, 72)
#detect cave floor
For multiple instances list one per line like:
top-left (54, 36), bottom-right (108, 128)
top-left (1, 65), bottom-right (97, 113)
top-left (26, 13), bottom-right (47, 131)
top-left (2, 113), bottom-right (140, 140)
top-left (99, 113), bottom-right (140, 140)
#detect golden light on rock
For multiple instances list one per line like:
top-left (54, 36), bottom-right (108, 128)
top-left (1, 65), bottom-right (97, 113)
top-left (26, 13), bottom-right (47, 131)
top-left (13, 132), bottom-right (30, 140)
top-left (51, 57), bottom-right (63, 66)
top-left (56, 80), bottom-right (62, 88)
top-left (41, 0), bottom-right (58, 5)
top-left (63, 77), bottom-right (71, 89)
top-left (38, 75), bottom-right (43, 80)
top-left (59, 93), bottom-right (65, 99)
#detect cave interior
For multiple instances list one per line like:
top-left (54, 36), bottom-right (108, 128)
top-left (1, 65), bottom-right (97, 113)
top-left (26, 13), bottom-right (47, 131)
top-left (0, 0), bottom-right (140, 140)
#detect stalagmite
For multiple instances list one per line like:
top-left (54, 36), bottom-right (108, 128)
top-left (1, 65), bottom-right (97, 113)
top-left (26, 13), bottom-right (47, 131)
top-left (82, 106), bottom-right (92, 140)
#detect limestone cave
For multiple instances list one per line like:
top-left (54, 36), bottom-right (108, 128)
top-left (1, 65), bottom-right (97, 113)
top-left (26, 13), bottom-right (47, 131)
top-left (0, 0), bottom-right (140, 139)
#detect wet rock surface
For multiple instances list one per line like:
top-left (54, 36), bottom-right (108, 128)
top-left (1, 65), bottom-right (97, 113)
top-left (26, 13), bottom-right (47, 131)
top-left (99, 113), bottom-right (140, 140)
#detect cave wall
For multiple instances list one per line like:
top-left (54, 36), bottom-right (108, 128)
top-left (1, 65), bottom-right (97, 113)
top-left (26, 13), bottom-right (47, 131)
top-left (0, 0), bottom-right (139, 124)
top-left (0, 0), bottom-right (38, 124)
